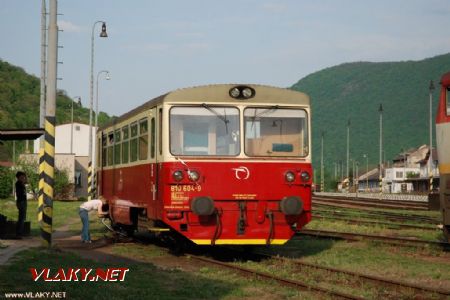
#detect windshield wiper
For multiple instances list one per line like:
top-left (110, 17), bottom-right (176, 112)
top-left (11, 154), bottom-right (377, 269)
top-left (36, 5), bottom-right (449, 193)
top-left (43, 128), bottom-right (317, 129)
top-left (202, 103), bottom-right (229, 133)
top-left (251, 105), bottom-right (279, 129)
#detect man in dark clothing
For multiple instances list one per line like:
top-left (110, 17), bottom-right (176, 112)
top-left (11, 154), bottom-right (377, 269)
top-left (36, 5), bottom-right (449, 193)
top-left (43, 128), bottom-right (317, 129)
top-left (15, 171), bottom-right (27, 238)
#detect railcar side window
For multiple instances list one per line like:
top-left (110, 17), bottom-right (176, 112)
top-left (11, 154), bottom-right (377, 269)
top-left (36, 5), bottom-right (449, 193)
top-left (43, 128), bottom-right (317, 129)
top-left (122, 126), bottom-right (129, 164)
top-left (97, 137), bottom-right (101, 168)
top-left (102, 134), bottom-right (107, 167)
top-left (170, 106), bottom-right (240, 156)
top-left (114, 129), bottom-right (121, 165)
top-left (447, 86), bottom-right (450, 115)
top-left (150, 118), bottom-right (155, 159)
top-left (139, 119), bottom-right (148, 160)
top-left (130, 123), bottom-right (138, 162)
top-left (244, 107), bottom-right (309, 157)
top-left (107, 132), bottom-right (114, 166)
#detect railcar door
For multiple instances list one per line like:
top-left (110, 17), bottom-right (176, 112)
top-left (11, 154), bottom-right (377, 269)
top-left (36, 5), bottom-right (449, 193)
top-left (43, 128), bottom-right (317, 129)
top-left (147, 108), bottom-right (159, 219)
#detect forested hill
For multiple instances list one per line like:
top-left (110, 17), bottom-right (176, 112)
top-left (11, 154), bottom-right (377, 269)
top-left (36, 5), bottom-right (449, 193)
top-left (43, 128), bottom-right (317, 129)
top-left (291, 53), bottom-right (450, 178)
top-left (0, 59), bottom-right (112, 160)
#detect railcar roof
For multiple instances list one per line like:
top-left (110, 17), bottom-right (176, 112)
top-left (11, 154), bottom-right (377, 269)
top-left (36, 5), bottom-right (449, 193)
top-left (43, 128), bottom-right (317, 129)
top-left (101, 84), bottom-right (309, 130)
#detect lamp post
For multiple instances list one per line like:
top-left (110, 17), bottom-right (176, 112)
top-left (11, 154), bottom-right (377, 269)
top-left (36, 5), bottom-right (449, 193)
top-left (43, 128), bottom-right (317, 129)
top-left (71, 96), bottom-right (81, 154)
top-left (93, 70), bottom-right (110, 190)
top-left (363, 154), bottom-right (368, 192)
top-left (321, 131), bottom-right (325, 192)
top-left (88, 21), bottom-right (107, 199)
top-left (346, 119), bottom-right (350, 192)
top-left (355, 161), bottom-right (359, 198)
top-left (379, 104), bottom-right (383, 198)
top-left (95, 70), bottom-right (110, 130)
top-left (429, 80), bottom-right (435, 192)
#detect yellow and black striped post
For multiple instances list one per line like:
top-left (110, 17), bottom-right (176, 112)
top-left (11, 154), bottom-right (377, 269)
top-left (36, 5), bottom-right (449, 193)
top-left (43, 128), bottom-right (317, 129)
top-left (37, 147), bottom-right (44, 236)
top-left (39, 116), bottom-right (55, 246)
top-left (87, 161), bottom-right (92, 200)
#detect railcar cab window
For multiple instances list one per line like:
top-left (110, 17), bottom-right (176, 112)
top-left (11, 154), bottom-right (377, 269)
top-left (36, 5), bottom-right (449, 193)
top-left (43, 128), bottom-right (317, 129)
top-left (170, 106), bottom-right (240, 156)
top-left (244, 107), bottom-right (308, 157)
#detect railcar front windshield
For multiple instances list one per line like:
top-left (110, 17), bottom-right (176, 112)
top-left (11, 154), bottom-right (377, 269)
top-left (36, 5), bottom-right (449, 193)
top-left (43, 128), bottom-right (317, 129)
top-left (244, 107), bottom-right (309, 157)
top-left (170, 106), bottom-right (240, 156)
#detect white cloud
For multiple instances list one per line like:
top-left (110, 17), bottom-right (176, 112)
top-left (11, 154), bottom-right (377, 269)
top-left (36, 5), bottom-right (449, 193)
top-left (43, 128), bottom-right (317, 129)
top-left (183, 43), bottom-right (211, 51)
top-left (175, 32), bottom-right (205, 39)
top-left (262, 3), bottom-right (287, 13)
top-left (58, 20), bottom-right (83, 33)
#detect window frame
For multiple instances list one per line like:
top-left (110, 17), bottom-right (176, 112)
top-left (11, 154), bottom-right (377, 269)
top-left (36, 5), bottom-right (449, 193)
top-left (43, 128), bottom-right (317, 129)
top-left (243, 106), bottom-right (309, 158)
top-left (169, 105), bottom-right (241, 157)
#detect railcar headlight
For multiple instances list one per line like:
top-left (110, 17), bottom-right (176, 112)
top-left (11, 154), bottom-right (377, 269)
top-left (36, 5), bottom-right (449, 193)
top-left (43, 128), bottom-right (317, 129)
top-left (242, 87), bottom-right (253, 98)
top-left (173, 170), bottom-right (184, 182)
top-left (285, 171), bottom-right (296, 182)
top-left (300, 171), bottom-right (310, 182)
top-left (188, 170), bottom-right (200, 182)
top-left (229, 87), bottom-right (240, 98)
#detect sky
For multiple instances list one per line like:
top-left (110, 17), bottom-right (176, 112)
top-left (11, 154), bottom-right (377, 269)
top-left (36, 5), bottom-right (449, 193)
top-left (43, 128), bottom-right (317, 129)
top-left (1, 0), bottom-right (450, 116)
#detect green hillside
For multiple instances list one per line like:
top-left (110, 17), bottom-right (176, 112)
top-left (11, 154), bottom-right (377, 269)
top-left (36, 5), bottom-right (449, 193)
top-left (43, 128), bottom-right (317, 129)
top-left (291, 53), bottom-right (450, 184)
top-left (0, 59), bottom-right (112, 161)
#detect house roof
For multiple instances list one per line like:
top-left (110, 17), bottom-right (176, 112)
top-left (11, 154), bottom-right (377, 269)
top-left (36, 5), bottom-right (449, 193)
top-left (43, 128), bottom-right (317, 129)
top-left (358, 167), bottom-right (381, 181)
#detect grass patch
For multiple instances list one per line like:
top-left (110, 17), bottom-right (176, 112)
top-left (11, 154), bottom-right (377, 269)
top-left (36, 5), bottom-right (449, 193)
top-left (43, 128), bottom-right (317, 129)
top-left (0, 247), bottom-right (307, 300)
top-left (0, 199), bottom-right (103, 237)
top-left (0, 248), bottom-right (234, 299)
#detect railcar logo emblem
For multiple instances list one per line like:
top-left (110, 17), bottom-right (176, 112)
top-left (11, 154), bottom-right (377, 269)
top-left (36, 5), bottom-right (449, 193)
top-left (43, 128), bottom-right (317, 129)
top-left (232, 166), bottom-right (250, 180)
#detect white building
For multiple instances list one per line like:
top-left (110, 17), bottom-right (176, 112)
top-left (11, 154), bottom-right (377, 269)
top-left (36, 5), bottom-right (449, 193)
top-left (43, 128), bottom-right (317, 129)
top-left (383, 145), bottom-right (439, 194)
top-left (26, 122), bottom-right (97, 199)
top-left (33, 122), bottom-right (97, 157)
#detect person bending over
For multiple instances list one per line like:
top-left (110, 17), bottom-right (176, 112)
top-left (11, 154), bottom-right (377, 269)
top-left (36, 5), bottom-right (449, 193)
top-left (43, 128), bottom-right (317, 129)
top-left (79, 198), bottom-right (108, 243)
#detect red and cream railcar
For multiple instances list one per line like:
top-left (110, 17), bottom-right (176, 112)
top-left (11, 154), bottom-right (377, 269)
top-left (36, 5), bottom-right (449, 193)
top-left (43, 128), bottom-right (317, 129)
top-left (97, 84), bottom-right (312, 245)
top-left (437, 73), bottom-right (450, 241)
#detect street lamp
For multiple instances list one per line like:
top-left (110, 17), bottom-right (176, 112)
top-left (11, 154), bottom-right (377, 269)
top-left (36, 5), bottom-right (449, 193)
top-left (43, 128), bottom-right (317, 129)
top-left (71, 96), bottom-right (81, 154)
top-left (363, 154), bottom-right (368, 192)
top-left (429, 80), bottom-right (435, 191)
top-left (88, 21), bottom-right (108, 199)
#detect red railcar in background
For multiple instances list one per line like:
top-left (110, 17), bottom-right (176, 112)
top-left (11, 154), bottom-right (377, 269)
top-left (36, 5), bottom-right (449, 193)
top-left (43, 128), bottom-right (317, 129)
top-left (97, 84), bottom-right (312, 245)
top-left (436, 73), bottom-right (450, 241)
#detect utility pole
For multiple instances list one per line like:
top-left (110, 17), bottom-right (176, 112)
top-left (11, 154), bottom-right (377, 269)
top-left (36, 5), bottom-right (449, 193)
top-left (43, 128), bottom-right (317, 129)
top-left (39, 0), bottom-right (58, 247)
top-left (429, 80), bottom-right (435, 192)
top-left (321, 131), bottom-right (325, 192)
top-left (346, 119), bottom-right (350, 192)
top-left (379, 104), bottom-right (383, 199)
top-left (38, 0), bottom-right (47, 239)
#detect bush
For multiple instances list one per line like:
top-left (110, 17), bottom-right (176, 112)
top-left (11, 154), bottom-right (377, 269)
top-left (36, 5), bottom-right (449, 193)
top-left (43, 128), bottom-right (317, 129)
top-left (13, 159), bottom-right (71, 200)
top-left (0, 166), bottom-right (13, 198)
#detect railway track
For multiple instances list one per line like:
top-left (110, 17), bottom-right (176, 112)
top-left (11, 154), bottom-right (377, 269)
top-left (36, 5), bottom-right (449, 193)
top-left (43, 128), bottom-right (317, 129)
top-left (253, 251), bottom-right (450, 298)
top-left (297, 229), bottom-right (450, 249)
top-left (313, 196), bottom-right (428, 210)
top-left (314, 204), bottom-right (440, 224)
top-left (189, 254), bottom-right (364, 300)
top-left (312, 214), bottom-right (440, 231)
top-left (106, 230), bottom-right (450, 299)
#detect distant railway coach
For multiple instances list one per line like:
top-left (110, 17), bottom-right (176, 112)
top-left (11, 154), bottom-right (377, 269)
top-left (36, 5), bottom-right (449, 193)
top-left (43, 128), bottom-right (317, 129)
top-left (436, 72), bottom-right (450, 241)
top-left (96, 84), bottom-right (312, 245)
